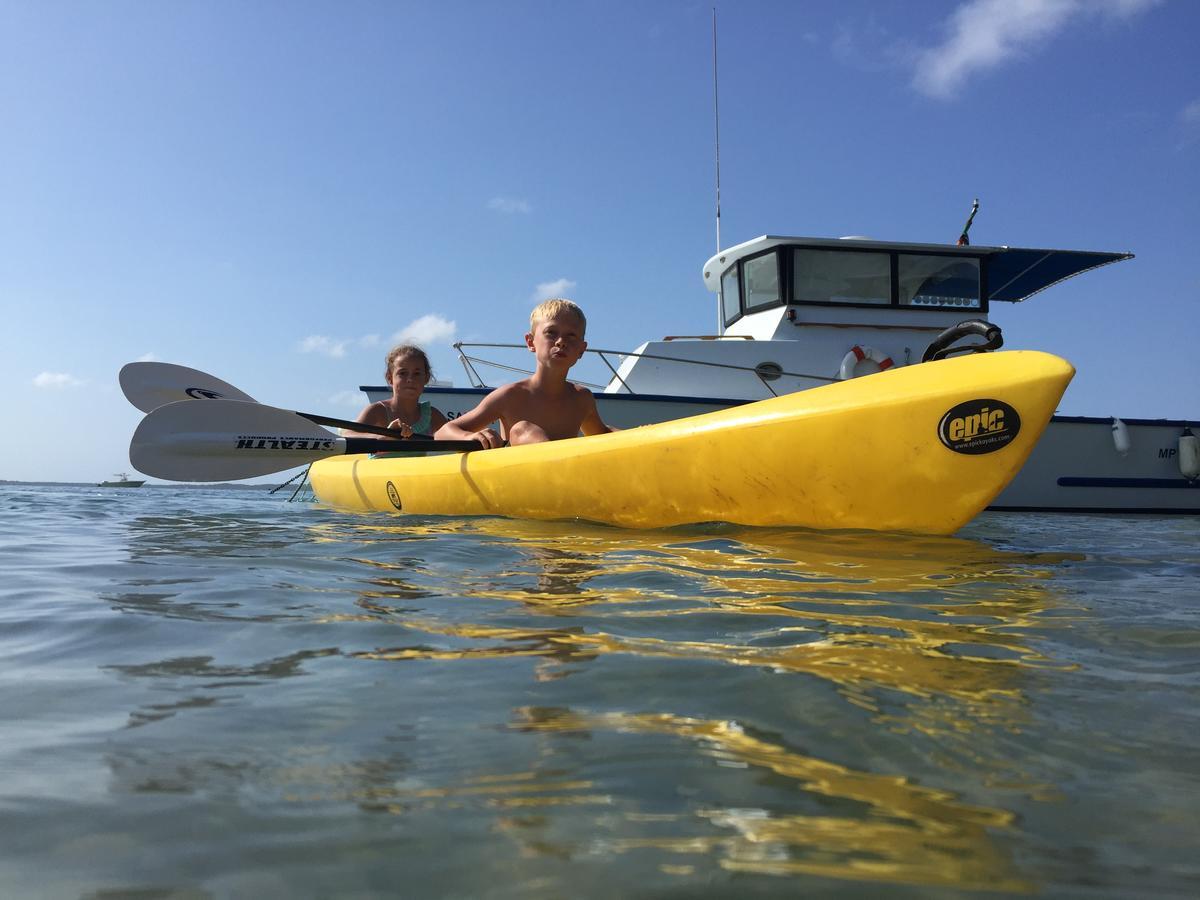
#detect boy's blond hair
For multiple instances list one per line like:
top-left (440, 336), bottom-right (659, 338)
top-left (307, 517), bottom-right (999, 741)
top-left (530, 298), bottom-right (586, 336)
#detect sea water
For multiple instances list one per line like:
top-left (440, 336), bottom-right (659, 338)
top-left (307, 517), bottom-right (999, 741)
top-left (0, 482), bottom-right (1197, 898)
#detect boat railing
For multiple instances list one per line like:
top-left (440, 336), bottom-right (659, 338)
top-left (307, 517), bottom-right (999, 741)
top-left (452, 341), bottom-right (838, 396)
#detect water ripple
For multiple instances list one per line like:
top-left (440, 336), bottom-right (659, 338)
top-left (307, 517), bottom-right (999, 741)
top-left (0, 485), bottom-right (1196, 896)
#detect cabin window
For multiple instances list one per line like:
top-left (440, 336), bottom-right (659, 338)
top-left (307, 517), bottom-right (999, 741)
top-left (743, 252), bottom-right (781, 311)
top-left (898, 254), bottom-right (981, 308)
top-left (791, 249), bottom-right (890, 306)
top-left (720, 265), bottom-right (741, 325)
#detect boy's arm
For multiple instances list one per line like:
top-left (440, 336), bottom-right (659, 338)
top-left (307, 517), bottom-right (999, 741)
top-left (434, 390), bottom-right (507, 448)
top-left (580, 393), bottom-right (618, 436)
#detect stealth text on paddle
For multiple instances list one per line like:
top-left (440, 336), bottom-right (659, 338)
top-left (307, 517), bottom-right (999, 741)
top-left (235, 434), bottom-right (336, 451)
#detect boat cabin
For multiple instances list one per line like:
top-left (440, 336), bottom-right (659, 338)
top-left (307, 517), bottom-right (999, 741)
top-left (705, 236), bottom-right (1129, 339)
top-left (601, 236), bottom-right (1130, 399)
top-left (364, 234), bottom-right (1131, 411)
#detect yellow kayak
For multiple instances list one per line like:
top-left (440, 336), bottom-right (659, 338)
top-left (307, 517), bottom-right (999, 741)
top-left (309, 350), bottom-right (1073, 534)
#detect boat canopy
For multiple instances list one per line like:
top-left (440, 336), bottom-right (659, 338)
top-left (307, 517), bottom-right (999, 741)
top-left (984, 246), bottom-right (1132, 302)
top-left (702, 236), bottom-right (1132, 305)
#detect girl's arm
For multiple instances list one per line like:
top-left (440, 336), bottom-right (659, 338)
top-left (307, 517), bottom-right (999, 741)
top-left (428, 407), bottom-right (448, 433)
top-left (341, 401), bottom-right (402, 439)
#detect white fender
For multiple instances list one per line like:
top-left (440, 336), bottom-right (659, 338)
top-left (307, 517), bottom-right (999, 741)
top-left (1180, 428), bottom-right (1199, 480)
top-left (1110, 417), bottom-right (1130, 456)
top-left (839, 346), bottom-right (894, 380)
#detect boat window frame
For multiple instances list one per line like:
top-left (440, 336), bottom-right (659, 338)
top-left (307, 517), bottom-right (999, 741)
top-left (790, 245), bottom-right (893, 308)
top-left (783, 243), bottom-right (990, 314)
top-left (719, 262), bottom-right (743, 328)
top-left (896, 252), bottom-right (986, 310)
top-left (721, 243), bottom-right (990, 329)
top-left (742, 249), bottom-right (783, 313)
top-left (721, 247), bottom-right (783, 328)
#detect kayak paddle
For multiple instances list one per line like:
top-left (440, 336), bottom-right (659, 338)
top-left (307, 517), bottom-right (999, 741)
top-left (130, 398), bottom-right (482, 482)
top-left (120, 361), bottom-right (257, 411)
top-left (119, 360), bottom-right (420, 441)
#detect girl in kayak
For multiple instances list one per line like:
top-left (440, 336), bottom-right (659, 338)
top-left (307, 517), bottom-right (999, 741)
top-left (434, 298), bottom-right (615, 448)
top-left (344, 344), bottom-right (447, 439)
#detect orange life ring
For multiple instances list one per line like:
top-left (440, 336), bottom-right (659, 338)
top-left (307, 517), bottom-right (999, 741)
top-left (839, 345), bottom-right (894, 380)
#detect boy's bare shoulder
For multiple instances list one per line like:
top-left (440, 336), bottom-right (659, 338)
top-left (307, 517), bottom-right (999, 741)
top-left (488, 381), bottom-right (529, 402)
top-left (570, 381), bottom-right (597, 401)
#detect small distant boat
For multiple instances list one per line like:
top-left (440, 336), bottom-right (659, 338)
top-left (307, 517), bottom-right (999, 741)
top-left (98, 472), bottom-right (145, 488)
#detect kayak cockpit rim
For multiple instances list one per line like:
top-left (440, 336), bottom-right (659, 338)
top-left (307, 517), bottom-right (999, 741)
top-left (702, 235), bottom-right (1133, 332)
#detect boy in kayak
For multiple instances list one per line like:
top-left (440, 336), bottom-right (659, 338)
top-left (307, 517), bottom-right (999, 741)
top-left (343, 344), bottom-right (448, 439)
top-left (434, 298), bottom-right (615, 448)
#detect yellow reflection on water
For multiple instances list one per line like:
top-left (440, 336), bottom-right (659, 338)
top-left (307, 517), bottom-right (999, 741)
top-left (273, 763), bottom-right (613, 816)
top-left (327, 516), bottom-right (1076, 612)
top-left (312, 516), bottom-right (1075, 888)
top-left (335, 519), bottom-right (1076, 764)
top-left (343, 520), bottom-right (1073, 705)
top-left (511, 707), bottom-right (1030, 891)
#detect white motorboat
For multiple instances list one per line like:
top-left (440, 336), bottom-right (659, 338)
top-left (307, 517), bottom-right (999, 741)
top-left (99, 472), bottom-right (145, 488)
top-left (363, 235), bottom-right (1199, 515)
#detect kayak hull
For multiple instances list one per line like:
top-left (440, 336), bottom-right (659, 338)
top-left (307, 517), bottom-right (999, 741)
top-left (309, 351), bottom-right (1073, 534)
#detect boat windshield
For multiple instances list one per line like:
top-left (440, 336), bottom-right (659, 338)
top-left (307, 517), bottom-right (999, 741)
top-left (792, 248), bottom-right (890, 306)
top-left (898, 255), bottom-right (980, 308)
top-left (789, 247), bottom-right (981, 309)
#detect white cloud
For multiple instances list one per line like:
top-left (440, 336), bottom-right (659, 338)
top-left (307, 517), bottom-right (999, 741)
top-left (913, 0), bottom-right (1161, 100)
top-left (33, 371), bottom-right (86, 389)
top-left (531, 278), bottom-right (577, 303)
top-left (137, 352), bottom-right (159, 362)
top-left (390, 313), bottom-right (457, 348)
top-left (1182, 99), bottom-right (1200, 125)
top-left (297, 335), bottom-right (351, 358)
top-left (487, 196), bottom-right (532, 215)
top-left (327, 390), bottom-right (368, 408)
top-left (296, 318), bottom-right (456, 360)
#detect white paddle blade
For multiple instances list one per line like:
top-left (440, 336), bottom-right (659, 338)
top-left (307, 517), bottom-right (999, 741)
top-left (130, 399), bottom-right (345, 482)
top-left (120, 362), bottom-right (257, 412)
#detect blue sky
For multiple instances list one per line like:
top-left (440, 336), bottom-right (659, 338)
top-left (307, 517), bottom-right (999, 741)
top-left (2, 0), bottom-right (1196, 483)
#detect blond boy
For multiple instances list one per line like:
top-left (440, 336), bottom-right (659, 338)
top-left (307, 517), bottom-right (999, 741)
top-left (434, 299), bottom-right (615, 448)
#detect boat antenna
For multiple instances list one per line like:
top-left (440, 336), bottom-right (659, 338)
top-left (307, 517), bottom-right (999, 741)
top-left (957, 198), bottom-right (979, 246)
top-left (712, 6), bottom-right (722, 254)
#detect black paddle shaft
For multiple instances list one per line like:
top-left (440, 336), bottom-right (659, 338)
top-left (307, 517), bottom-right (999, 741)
top-left (343, 437), bottom-right (483, 454)
top-left (301, 410), bottom-right (482, 449)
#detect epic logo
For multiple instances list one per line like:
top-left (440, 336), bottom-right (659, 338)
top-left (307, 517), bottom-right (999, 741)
top-left (186, 387), bottom-right (226, 400)
top-left (386, 482), bottom-right (402, 510)
top-left (938, 399), bottom-right (1021, 455)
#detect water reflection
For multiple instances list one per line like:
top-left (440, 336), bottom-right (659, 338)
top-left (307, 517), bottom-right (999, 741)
top-left (510, 707), bottom-right (1029, 891)
top-left (104, 649), bottom-right (338, 730)
top-left (346, 519), bottom-right (1073, 709)
top-left (122, 513), bottom-right (301, 559)
top-left (331, 518), bottom-right (1072, 888)
top-left (96, 510), bottom-right (1078, 891)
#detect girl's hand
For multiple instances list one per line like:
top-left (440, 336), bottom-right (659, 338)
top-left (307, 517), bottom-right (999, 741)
top-left (387, 418), bottom-right (414, 439)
